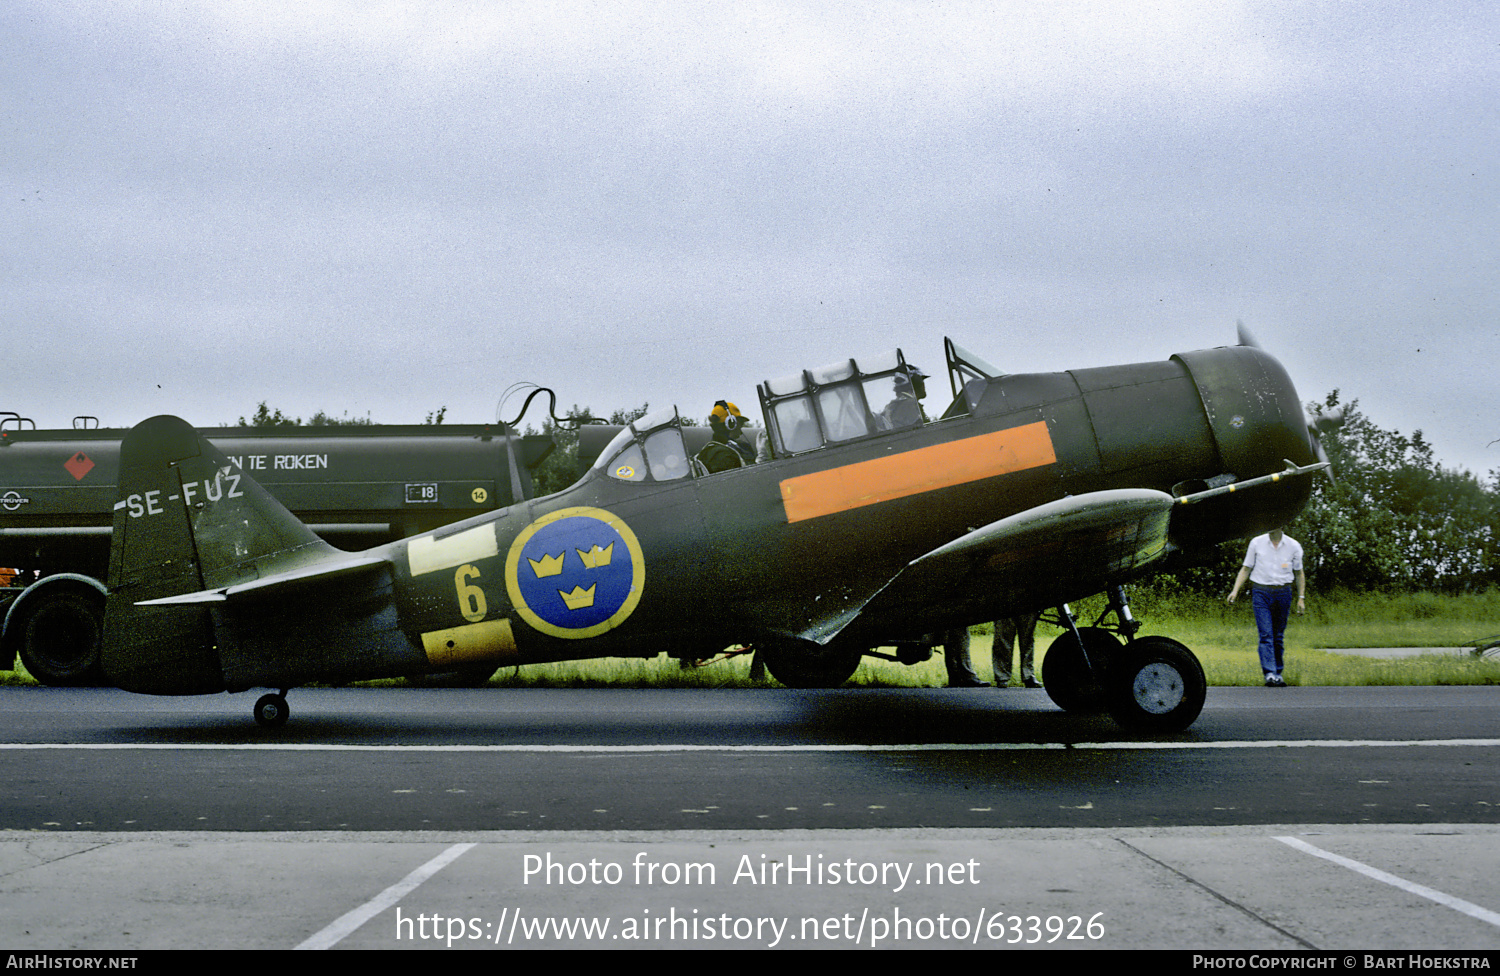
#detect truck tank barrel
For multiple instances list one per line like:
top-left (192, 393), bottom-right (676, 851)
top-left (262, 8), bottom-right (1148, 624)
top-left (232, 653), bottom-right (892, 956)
top-left (0, 423), bottom-right (555, 569)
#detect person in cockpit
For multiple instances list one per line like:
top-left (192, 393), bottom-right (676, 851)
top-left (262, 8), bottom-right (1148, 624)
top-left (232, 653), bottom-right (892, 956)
top-left (696, 400), bottom-right (757, 473)
top-left (879, 365), bottom-right (929, 430)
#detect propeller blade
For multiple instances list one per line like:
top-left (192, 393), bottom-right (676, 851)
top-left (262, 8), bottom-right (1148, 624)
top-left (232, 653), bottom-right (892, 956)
top-left (1305, 407), bottom-right (1344, 484)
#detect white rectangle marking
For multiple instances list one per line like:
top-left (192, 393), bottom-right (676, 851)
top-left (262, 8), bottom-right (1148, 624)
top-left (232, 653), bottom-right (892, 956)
top-left (407, 524), bottom-right (498, 576)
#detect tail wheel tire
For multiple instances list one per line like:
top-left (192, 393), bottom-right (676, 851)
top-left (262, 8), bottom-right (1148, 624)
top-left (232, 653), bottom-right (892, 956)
top-left (254, 694), bottom-right (290, 728)
top-left (16, 589), bottom-right (105, 687)
top-left (759, 639), bottom-right (864, 689)
top-left (1041, 627), bottom-right (1119, 713)
top-left (1107, 636), bottom-right (1206, 732)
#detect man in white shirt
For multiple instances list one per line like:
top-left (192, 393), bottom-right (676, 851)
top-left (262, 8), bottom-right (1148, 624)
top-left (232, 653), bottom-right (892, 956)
top-left (1226, 528), bottom-right (1306, 686)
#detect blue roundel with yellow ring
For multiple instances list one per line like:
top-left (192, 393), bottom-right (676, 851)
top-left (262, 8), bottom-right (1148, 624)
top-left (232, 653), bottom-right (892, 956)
top-left (505, 506), bottom-right (645, 639)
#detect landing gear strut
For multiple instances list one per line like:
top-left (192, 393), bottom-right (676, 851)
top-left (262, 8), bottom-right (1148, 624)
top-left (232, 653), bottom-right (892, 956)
top-left (1039, 586), bottom-right (1206, 732)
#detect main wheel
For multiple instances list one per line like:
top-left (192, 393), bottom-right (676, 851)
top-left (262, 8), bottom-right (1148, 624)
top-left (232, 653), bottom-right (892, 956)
top-left (759, 639), bottom-right (863, 688)
top-left (16, 587), bottom-right (105, 686)
top-left (254, 693), bottom-right (290, 728)
top-left (1107, 636), bottom-right (1206, 732)
top-left (1041, 627), bottom-right (1119, 713)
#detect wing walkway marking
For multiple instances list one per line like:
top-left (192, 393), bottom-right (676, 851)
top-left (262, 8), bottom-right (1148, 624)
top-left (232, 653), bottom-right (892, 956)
top-left (1275, 836), bottom-right (1500, 930)
top-left (295, 842), bottom-right (476, 950)
top-left (3, 739), bottom-right (1500, 753)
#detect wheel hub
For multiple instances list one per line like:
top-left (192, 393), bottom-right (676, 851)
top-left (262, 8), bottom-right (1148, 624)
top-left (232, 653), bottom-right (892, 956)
top-left (1132, 663), bottom-right (1185, 714)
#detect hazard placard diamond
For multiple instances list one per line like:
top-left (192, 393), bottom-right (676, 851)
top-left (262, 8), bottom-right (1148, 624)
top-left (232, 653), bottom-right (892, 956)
top-left (64, 452), bottom-right (95, 481)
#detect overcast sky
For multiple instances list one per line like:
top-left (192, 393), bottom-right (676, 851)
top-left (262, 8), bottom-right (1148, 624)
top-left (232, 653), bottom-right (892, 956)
top-left (4, 2), bottom-right (1496, 477)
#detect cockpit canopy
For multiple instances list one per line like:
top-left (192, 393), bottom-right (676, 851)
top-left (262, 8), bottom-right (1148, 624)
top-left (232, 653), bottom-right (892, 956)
top-left (591, 407), bottom-right (693, 483)
top-left (587, 339), bottom-right (1005, 481)
top-left (757, 349), bottom-right (931, 457)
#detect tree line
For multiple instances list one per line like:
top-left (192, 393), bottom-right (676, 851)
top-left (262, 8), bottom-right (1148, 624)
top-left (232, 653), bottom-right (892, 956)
top-left (234, 402), bottom-right (448, 427)
top-left (1286, 391), bottom-right (1498, 593)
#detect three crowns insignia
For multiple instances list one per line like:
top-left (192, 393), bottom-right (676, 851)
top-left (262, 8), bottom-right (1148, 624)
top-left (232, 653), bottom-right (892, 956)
top-left (527, 542), bottom-right (615, 612)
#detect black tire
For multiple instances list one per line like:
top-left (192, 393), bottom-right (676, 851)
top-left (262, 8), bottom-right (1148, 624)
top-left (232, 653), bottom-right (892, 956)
top-left (1041, 627), bottom-right (1119, 713)
top-left (1107, 636), bottom-right (1206, 733)
top-left (16, 587), bottom-right (105, 686)
top-left (254, 694), bottom-right (290, 728)
top-left (759, 639), bottom-right (863, 689)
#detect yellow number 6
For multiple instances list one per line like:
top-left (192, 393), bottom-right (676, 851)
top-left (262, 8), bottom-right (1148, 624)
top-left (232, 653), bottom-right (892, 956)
top-left (456, 564), bottom-right (487, 622)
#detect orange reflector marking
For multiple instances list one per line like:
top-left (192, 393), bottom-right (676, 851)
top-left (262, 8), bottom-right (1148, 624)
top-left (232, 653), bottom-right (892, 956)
top-left (779, 421), bottom-right (1056, 523)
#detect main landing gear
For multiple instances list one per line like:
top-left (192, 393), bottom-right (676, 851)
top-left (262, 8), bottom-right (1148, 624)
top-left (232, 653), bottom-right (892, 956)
top-left (253, 690), bottom-right (291, 729)
top-left (756, 637), bottom-right (865, 688)
top-left (1040, 586), bottom-right (1206, 732)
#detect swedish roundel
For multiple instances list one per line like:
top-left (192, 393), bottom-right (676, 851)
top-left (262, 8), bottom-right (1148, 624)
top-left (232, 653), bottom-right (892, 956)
top-left (505, 506), bottom-right (645, 639)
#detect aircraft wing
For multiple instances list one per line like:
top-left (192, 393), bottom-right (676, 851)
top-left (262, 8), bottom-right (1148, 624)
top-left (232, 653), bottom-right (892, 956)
top-left (851, 488), bottom-right (1175, 631)
top-left (135, 554), bottom-right (391, 606)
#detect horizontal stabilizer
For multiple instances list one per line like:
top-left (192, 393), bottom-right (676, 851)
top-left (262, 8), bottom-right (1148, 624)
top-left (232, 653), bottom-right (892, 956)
top-left (136, 554), bottom-right (390, 606)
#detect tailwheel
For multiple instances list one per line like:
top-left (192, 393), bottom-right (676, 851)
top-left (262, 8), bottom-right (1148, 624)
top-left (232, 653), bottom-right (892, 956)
top-left (254, 693), bottom-right (290, 729)
top-left (1041, 627), bottom-right (1120, 713)
top-left (1107, 636), bottom-right (1206, 732)
top-left (758, 638), bottom-right (864, 689)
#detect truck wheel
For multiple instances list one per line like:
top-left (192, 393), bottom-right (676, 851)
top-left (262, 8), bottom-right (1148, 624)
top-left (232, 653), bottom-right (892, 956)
top-left (17, 587), bottom-right (105, 686)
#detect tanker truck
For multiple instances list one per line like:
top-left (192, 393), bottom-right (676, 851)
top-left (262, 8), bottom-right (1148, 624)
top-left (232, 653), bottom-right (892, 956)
top-left (0, 413), bottom-right (553, 685)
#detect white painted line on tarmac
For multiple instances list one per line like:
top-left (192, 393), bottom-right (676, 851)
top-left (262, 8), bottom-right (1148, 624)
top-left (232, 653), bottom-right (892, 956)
top-left (2, 739), bottom-right (1499, 752)
top-left (295, 842), bottom-right (476, 950)
top-left (1276, 836), bottom-right (1500, 929)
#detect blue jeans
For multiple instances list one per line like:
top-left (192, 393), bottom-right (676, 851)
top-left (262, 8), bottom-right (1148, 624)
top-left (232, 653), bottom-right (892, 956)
top-left (1252, 586), bottom-right (1292, 675)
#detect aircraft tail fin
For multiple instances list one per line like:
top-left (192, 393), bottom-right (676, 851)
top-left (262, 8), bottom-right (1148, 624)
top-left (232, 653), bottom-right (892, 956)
top-left (102, 415), bottom-right (339, 693)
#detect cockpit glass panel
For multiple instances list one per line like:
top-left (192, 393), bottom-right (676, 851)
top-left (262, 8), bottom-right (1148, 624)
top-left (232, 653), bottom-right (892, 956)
top-left (856, 349), bottom-right (901, 374)
top-left (947, 340), bottom-right (1000, 380)
top-left (946, 339), bottom-right (1000, 397)
top-left (773, 395), bottom-right (821, 454)
top-left (943, 338), bottom-right (1003, 417)
top-left (631, 406), bottom-right (678, 434)
top-left (607, 442), bottom-right (647, 481)
top-left (592, 426), bottom-right (637, 471)
top-left (765, 372), bottom-right (805, 397)
top-left (644, 428), bottom-right (690, 481)
top-left (817, 385), bottom-right (870, 442)
top-left (867, 375), bottom-right (922, 430)
top-left (809, 359), bottom-right (856, 385)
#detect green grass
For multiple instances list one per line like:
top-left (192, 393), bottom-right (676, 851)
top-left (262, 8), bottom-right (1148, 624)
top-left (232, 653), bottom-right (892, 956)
top-left (5, 588), bottom-right (1499, 689)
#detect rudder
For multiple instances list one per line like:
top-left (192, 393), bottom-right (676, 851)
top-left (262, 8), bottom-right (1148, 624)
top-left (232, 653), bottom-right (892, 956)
top-left (101, 415), bottom-right (337, 694)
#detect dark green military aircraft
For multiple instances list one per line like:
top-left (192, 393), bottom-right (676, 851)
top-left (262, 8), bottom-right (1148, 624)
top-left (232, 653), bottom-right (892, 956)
top-left (100, 333), bottom-right (1326, 731)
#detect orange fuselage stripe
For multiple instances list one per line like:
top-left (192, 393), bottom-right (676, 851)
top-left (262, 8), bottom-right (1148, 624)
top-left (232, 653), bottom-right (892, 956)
top-left (779, 421), bottom-right (1056, 523)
